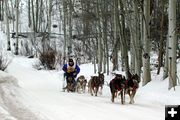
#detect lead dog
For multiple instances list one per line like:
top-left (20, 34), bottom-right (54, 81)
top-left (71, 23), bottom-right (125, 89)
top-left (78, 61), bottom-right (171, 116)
top-left (110, 74), bottom-right (126, 104)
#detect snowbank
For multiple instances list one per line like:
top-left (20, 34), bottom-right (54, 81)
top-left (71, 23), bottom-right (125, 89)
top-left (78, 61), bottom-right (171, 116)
top-left (0, 105), bottom-right (17, 120)
top-left (137, 63), bottom-right (180, 105)
top-left (0, 71), bottom-right (49, 120)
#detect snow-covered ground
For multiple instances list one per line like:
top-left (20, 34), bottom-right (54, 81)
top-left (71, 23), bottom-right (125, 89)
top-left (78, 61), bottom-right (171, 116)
top-left (0, 55), bottom-right (178, 120)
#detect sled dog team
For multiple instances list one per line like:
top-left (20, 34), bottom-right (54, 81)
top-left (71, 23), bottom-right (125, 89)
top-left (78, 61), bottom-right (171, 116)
top-left (63, 59), bottom-right (140, 104)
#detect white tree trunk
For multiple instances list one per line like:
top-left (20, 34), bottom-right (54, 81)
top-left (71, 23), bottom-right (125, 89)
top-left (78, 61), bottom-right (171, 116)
top-left (134, 0), bottom-right (141, 77)
top-left (129, 0), bottom-right (141, 76)
top-left (97, 0), bottom-right (102, 73)
top-left (111, 0), bottom-right (119, 71)
top-left (68, 0), bottom-right (73, 57)
top-left (130, 34), bottom-right (135, 73)
top-left (10, 1), bottom-right (15, 32)
top-left (168, 0), bottom-right (177, 90)
top-left (119, 0), bottom-right (130, 78)
top-left (48, 0), bottom-right (52, 41)
top-left (15, 0), bottom-right (19, 55)
top-left (4, 0), bottom-right (11, 51)
top-left (62, 0), bottom-right (67, 64)
top-left (142, 0), bottom-right (151, 86)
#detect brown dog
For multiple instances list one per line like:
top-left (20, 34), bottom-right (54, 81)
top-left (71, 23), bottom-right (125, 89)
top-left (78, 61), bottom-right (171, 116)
top-left (125, 73), bottom-right (140, 104)
top-left (110, 74), bottom-right (126, 104)
top-left (88, 73), bottom-right (104, 96)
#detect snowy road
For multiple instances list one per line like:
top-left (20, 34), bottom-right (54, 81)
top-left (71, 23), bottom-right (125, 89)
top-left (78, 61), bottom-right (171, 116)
top-left (6, 57), bottom-right (165, 120)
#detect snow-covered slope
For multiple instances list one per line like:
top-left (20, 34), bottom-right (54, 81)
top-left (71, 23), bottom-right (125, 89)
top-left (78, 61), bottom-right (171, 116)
top-left (0, 71), bottom-right (49, 120)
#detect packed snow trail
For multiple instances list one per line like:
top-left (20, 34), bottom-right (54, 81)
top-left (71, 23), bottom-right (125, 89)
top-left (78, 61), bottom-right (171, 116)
top-left (0, 71), bottom-right (50, 120)
top-left (7, 57), bottom-right (164, 120)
